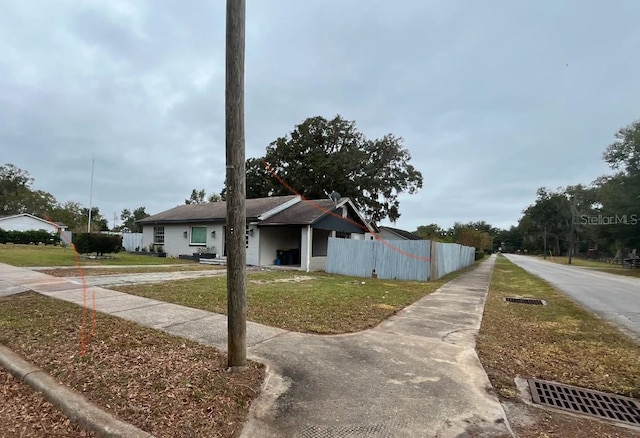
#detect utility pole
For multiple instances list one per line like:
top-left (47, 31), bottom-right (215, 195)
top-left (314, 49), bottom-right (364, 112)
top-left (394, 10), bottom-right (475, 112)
top-left (568, 194), bottom-right (577, 265)
top-left (225, 0), bottom-right (247, 370)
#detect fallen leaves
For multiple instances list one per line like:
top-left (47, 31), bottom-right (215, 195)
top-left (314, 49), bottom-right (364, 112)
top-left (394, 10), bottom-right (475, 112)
top-left (1, 292), bottom-right (264, 437)
top-left (477, 256), bottom-right (640, 437)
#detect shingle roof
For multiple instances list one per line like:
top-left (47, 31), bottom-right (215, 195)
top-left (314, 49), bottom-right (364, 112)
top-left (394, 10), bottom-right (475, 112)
top-left (0, 213), bottom-right (65, 228)
top-left (138, 195), bottom-right (298, 224)
top-left (379, 226), bottom-right (421, 240)
top-left (258, 198), bottom-right (342, 225)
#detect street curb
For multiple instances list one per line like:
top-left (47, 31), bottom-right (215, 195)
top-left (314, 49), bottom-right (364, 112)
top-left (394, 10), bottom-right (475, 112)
top-left (0, 344), bottom-right (154, 438)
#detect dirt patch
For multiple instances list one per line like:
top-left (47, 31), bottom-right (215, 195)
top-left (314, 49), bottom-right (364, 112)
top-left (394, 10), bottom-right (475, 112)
top-left (375, 303), bottom-right (396, 310)
top-left (249, 275), bottom-right (315, 285)
top-left (41, 265), bottom-right (221, 277)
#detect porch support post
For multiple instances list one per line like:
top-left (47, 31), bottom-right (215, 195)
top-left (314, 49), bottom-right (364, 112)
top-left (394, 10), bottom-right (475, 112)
top-left (305, 225), bottom-right (312, 272)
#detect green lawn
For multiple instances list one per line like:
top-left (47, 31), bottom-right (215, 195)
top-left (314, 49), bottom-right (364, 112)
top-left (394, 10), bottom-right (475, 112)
top-left (543, 255), bottom-right (640, 278)
top-left (0, 244), bottom-right (193, 267)
top-left (114, 269), bottom-right (469, 334)
top-left (477, 256), bottom-right (640, 400)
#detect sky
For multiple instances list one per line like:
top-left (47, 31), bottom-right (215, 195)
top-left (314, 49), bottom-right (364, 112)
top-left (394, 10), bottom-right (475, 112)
top-left (2, 1), bottom-right (639, 232)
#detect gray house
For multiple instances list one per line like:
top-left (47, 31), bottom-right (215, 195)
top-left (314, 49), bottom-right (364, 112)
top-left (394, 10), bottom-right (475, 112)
top-left (137, 195), bottom-right (374, 271)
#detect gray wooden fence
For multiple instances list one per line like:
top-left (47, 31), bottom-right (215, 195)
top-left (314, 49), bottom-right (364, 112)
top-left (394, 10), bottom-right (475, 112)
top-left (429, 241), bottom-right (476, 280)
top-left (326, 238), bottom-right (474, 281)
top-left (326, 238), bottom-right (431, 281)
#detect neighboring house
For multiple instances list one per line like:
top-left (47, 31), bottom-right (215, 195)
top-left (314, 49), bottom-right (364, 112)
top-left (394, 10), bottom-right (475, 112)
top-left (137, 195), bottom-right (374, 271)
top-left (0, 213), bottom-right (68, 235)
top-left (375, 226), bottom-right (422, 241)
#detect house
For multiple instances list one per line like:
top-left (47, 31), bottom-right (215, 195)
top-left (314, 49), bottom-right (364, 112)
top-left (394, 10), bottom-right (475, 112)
top-left (0, 213), bottom-right (69, 238)
top-left (375, 226), bottom-right (422, 241)
top-left (137, 195), bottom-right (374, 271)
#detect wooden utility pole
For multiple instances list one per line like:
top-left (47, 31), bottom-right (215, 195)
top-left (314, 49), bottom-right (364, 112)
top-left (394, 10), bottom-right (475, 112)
top-left (568, 195), bottom-right (577, 265)
top-left (225, 0), bottom-right (247, 370)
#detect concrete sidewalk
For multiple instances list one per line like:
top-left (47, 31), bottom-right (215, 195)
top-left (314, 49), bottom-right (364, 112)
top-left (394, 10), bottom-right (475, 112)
top-left (0, 257), bottom-right (512, 437)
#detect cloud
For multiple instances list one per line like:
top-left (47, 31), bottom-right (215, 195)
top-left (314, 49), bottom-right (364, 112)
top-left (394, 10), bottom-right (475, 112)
top-left (1, 0), bottom-right (639, 231)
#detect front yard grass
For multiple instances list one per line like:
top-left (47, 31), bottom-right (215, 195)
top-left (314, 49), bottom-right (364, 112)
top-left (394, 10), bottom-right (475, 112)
top-left (114, 269), bottom-right (467, 334)
top-left (0, 244), bottom-right (194, 267)
top-left (0, 292), bottom-right (263, 437)
top-left (477, 256), bottom-right (640, 437)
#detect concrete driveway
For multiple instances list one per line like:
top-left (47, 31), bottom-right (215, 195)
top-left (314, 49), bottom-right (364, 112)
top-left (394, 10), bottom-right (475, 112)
top-left (504, 254), bottom-right (640, 343)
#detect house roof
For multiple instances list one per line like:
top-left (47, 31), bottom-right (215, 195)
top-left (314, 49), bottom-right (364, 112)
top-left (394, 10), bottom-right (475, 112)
top-left (138, 195), bottom-right (374, 232)
top-left (379, 226), bottom-right (421, 240)
top-left (259, 198), bottom-right (374, 232)
top-left (258, 198), bottom-right (345, 225)
top-left (138, 195), bottom-right (299, 224)
top-left (0, 213), bottom-right (67, 229)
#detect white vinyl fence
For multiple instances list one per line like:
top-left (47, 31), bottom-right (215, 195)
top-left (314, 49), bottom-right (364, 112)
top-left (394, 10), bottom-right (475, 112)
top-left (58, 230), bottom-right (73, 245)
top-left (326, 238), bottom-right (475, 281)
top-left (121, 233), bottom-right (143, 251)
top-left (102, 232), bottom-right (143, 251)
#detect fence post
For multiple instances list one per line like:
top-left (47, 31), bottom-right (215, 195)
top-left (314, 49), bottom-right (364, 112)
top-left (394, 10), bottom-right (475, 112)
top-left (429, 241), bottom-right (438, 281)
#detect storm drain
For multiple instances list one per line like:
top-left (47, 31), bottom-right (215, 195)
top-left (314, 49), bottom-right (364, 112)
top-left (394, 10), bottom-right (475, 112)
top-left (301, 423), bottom-right (394, 438)
top-left (527, 378), bottom-right (640, 427)
top-left (505, 297), bottom-right (546, 305)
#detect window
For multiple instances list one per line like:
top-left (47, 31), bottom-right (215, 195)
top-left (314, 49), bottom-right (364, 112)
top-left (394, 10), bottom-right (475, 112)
top-left (336, 231), bottom-right (351, 239)
top-left (153, 226), bottom-right (164, 244)
top-left (191, 226), bottom-right (207, 245)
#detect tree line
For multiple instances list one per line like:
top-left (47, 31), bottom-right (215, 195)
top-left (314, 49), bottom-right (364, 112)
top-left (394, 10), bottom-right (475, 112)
top-left (414, 119), bottom-right (640, 257)
top-left (0, 163), bottom-right (149, 233)
top-left (6, 114), bottom-right (636, 257)
top-left (512, 119), bottom-right (639, 257)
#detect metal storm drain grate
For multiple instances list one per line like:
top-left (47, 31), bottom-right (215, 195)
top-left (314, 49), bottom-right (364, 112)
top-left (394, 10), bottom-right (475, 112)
top-left (528, 378), bottom-right (640, 427)
top-left (302, 423), bottom-right (395, 438)
top-left (505, 297), bottom-right (546, 305)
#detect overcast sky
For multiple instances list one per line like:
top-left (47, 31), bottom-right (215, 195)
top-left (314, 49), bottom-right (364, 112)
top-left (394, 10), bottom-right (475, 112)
top-left (2, 1), bottom-right (639, 231)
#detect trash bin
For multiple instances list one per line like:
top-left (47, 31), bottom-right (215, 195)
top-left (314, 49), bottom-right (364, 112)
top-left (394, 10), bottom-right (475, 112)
top-left (276, 249), bottom-right (287, 265)
top-left (289, 248), bottom-right (300, 265)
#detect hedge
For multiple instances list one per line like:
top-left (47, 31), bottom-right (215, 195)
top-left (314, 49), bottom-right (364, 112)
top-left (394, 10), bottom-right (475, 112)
top-left (72, 233), bottom-right (123, 255)
top-left (0, 228), bottom-right (60, 245)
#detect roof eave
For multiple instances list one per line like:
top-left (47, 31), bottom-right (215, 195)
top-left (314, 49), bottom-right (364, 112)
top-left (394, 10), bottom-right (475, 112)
top-left (138, 216), bottom-right (259, 225)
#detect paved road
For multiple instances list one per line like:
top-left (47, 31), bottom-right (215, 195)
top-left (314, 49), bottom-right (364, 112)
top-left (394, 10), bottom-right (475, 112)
top-left (504, 254), bottom-right (640, 342)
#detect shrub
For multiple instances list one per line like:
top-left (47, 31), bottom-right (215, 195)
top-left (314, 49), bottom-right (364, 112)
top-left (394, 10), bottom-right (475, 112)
top-left (0, 228), bottom-right (60, 245)
top-left (72, 233), bottom-right (122, 255)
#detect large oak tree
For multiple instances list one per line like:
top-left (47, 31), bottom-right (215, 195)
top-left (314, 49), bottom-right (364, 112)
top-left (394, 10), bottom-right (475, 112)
top-left (242, 115), bottom-right (423, 222)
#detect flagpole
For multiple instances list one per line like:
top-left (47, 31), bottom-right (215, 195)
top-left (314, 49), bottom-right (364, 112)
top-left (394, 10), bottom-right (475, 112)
top-left (88, 159), bottom-right (95, 233)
